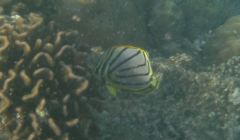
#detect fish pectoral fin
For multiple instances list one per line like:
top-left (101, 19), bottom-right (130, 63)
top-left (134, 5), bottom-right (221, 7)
top-left (106, 85), bottom-right (117, 96)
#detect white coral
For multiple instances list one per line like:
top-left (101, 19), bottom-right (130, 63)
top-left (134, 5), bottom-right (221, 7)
top-left (229, 88), bottom-right (240, 105)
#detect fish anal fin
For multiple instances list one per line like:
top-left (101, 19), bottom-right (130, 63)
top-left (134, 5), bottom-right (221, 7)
top-left (106, 85), bottom-right (117, 96)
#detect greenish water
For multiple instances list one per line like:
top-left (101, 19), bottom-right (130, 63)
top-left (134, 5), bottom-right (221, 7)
top-left (1, 0), bottom-right (240, 140)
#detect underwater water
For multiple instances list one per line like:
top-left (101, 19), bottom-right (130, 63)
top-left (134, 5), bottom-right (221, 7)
top-left (1, 0), bottom-right (240, 140)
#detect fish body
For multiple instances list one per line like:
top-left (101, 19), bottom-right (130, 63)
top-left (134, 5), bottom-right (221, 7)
top-left (95, 45), bottom-right (159, 96)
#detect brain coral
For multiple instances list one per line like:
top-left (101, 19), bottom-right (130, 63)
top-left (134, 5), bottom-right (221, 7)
top-left (0, 13), bottom-right (90, 140)
top-left (203, 15), bottom-right (240, 65)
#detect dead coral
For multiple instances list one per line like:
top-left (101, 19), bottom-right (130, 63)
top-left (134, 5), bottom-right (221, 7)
top-left (211, 56), bottom-right (240, 78)
top-left (168, 53), bottom-right (193, 68)
top-left (0, 13), bottom-right (89, 140)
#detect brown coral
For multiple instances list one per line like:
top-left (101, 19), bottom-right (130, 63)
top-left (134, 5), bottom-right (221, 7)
top-left (203, 15), bottom-right (240, 65)
top-left (0, 13), bottom-right (90, 140)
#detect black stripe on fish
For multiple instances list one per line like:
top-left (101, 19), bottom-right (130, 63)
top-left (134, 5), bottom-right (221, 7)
top-left (107, 47), bottom-right (128, 71)
top-left (116, 51), bottom-right (148, 74)
top-left (96, 47), bottom-right (115, 75)
top-left (116, 57), bottom-right (152, 79)
top-left (109, 49), bottom-right (141, 74)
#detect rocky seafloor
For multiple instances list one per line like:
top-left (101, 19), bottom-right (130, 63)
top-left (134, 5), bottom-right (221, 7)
top-left (1, 0), bottom-right (240, 140)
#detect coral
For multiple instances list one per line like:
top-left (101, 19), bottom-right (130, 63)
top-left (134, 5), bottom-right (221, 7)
top-left (167, 53), bottom-right (193, 68)
top-left (19, 0), bottom-right (59, 20)
top-left (203, 15), bottom-right (240, 65)
top-left (0, 0), bottom-right (60, 23)
top-left (89, 59), bottom-right (240, 140)
top-left (0, 13), bottom-right (90, 140)
top-left (211, 56), bottom-right (240, 78)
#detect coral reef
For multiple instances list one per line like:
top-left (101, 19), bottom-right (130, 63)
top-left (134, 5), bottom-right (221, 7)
top-left (88, 59), bottom-right (240, 140)
top-left (0, 0), bottom-right (59, 23)
top-left (2, 1), bottom-right (240, 140)
top-left (203, 15), bottom-right (240, 65)
top-left (211, 56), bottom-right (240, 78)
top-left (0, 12), bottom-right (90, 140)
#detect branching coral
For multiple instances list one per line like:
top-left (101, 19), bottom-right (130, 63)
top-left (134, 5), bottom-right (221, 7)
top-left (1, 0), bottom-right (59, 22)
top-left (0, 12), bottom-right (90, 140)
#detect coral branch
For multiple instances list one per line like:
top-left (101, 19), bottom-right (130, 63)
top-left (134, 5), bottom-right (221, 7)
top-left (12, 31), bottom-right (28, 40)
top-left (61, 63), bottom-right (84, 81)
top-left (13, 107), bottom-right (24, 135)
top-left (0, 36), bottom-right (9, 54)
top-left (2, 70), bottom-right (16, 92)
top-left (63, 94), bottom-right (71, 103)
top-left (27, 13), bottom-right (43, 32)
top-left (48, 118), bottom-right (61, 136)
top-left (63, 94), bottom-right (71, 117)
top-left (14, 59), bottom-right (24, 72)
top-left (35, 98), bottom-right (47, 118)
top-left (0, 70), bottom-right (15, 113)
top-left (0, 91), bottom-right (11, 114)
top-left (34, 39), bottom-right (42, 50)
top-left (27, 132), bottom-right (36, 140)
top-left (0, 72), bottom-right (3, 80)
top-left (65, 118), bottom-right (79, 127)
top-left (29, 113), bottom-right (41, 135)
top-left (33, 68), bottom-right (54, 80)
top-left (60, 63), bottom-right (89, 95)
top-left (54, 45), bottom-right (75, 59)
top-left (54, 31), bottom-right (65, 46)
top-left (15, 40), bottom-right (31, 56)
top-left (20, 70), bottom-right (31, 86)
top-left (0, 23), bottom-right (13, 34)
top-left (42, 43), bottom-right (54, 53)
top-left (31, 52), bottom-right (54, 66)
top-left (63, 105), bottom-right (68, 117)
top-left (12, 13), bottom-right (43, 40)
top-left (75, 79), bottom-right (89, 96)
top-left (22, 79), bottom-right (43, 101)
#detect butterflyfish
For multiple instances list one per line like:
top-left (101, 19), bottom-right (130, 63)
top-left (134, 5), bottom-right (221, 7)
top-left (95, 45), bottom-right (159, 96)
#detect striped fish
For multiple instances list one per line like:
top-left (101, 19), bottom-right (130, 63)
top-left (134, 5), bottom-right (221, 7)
top-left (95, 45), bottom-right (159, 96)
